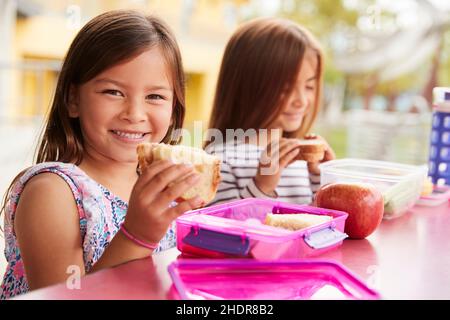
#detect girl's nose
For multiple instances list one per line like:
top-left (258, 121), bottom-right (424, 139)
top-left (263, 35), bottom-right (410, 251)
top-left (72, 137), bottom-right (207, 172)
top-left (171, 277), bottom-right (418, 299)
top-left (291, 87), bottom-right (308, 109)
top-left (120, 99), bottom-right (146, 123)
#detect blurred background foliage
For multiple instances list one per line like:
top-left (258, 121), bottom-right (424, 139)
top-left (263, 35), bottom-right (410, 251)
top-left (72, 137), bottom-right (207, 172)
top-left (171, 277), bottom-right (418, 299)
top-left (0, 0), bottom-right (449, 161)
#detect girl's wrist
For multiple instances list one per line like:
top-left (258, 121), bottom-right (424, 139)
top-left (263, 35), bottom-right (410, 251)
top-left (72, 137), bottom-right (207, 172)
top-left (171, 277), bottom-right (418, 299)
top-left (253, 177), bottom-right (277, 198)
top-left (119, 224), bottom-right (158, 252)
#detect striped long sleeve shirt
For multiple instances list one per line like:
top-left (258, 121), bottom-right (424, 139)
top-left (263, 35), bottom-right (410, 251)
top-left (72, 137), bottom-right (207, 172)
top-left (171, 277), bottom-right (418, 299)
top-left (205, 141), bottom-right (321, 206)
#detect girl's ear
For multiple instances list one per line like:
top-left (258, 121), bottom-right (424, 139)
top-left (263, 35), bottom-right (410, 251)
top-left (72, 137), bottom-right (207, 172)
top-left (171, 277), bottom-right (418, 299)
top-left (67, 85), bottom-right (79, 118)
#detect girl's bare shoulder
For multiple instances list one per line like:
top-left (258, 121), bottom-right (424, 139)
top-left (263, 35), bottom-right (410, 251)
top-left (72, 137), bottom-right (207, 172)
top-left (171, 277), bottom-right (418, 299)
top-left (23, 172), bottom-right (74, 195)
top-left (15, 172), bottom-right (78, 221)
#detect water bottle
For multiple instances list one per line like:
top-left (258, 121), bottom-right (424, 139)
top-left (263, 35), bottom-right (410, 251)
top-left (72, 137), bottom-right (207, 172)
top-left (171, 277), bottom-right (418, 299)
top-left (429, 87), bottom-right (450, 186)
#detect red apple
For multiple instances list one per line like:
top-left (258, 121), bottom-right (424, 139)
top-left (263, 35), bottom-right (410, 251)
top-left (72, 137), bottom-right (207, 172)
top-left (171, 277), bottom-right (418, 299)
top-left (315, 182), bottom-right (384, 239)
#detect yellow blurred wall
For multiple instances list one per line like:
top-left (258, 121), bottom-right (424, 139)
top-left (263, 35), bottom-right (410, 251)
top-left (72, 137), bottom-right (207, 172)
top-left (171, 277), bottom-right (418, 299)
top-left (11, 0), bottom-right (246, 145)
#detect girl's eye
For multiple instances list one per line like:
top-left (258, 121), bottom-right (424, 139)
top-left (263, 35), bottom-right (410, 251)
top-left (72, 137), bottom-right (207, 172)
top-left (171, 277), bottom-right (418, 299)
top-left (306, 86), bottom-right (315, 91)
top-left (102, 89), bottom-right (123, 97)
top-left (147, 94), bottom-right (165, 100)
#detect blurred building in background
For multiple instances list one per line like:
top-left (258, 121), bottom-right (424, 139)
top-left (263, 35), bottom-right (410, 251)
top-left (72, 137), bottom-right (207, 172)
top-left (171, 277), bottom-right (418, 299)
top-left (0, 0), bottom-right (253, 135)
top-left (2, 0), bottom-right (450, 157)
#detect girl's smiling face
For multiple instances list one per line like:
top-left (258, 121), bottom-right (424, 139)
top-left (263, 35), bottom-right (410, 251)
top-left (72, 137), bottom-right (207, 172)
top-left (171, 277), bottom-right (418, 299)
top-left (270, 50), bottom-right (318, 133)
top-left (69, 47), bottom-right (174, 163)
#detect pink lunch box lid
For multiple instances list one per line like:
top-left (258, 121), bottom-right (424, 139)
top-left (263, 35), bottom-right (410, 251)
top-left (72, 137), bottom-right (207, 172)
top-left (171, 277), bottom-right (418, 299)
top-left (168, 259), bottom-right (381, 300)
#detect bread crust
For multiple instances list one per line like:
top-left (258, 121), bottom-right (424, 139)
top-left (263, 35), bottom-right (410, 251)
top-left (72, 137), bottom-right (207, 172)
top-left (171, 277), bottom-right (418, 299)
top-left (209, 158), bottom-right (221, 203)
top-left (297, 152), bottom-right (325, 162)
top-left (296, 139), bottom-right (325, 162)
top-left (136, 142), bottom-right (156, 174)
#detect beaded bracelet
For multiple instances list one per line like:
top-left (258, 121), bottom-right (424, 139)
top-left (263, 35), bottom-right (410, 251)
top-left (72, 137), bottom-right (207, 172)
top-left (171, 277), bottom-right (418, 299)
top-left (120, 225), bottom-right (158, 251)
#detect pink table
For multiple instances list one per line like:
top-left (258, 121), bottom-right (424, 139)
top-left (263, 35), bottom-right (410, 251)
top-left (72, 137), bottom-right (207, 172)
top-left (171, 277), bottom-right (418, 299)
top-left (15, 202), bottom-right (450, 300)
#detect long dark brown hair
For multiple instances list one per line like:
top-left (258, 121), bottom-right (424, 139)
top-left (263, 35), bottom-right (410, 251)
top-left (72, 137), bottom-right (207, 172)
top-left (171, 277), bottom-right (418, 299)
top-left (1, 10), bottom-right (185, 226)
top-left (205, 17), bottom-right (323, 148)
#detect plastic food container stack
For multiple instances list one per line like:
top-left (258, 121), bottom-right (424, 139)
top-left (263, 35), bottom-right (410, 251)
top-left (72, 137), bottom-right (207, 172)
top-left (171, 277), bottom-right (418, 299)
top-left (319, 159), bottom-right (428, 219)
top-left (176, 198), bottom-right (348, 260)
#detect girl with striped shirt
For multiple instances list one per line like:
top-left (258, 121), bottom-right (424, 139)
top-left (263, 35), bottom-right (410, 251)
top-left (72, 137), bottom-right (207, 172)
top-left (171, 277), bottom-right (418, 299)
top-left (204, 18), bottom-right (335, 206)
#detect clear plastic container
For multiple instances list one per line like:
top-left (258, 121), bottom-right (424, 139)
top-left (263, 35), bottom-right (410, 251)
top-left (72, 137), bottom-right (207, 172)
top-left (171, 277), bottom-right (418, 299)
top-left (319, 159), bottom-right (428, 219)
top-left (168, 259), bottom-right (381, 300)
top-left (176, 198), bottom-right (348, 260)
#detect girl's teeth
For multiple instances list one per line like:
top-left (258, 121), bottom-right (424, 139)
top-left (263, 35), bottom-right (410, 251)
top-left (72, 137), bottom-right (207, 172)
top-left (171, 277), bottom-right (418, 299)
top-left (114, 131), bottom-right (144, 139)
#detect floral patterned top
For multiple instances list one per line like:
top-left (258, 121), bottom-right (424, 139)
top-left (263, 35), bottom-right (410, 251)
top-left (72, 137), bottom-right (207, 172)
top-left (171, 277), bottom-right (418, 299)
top-left (0, 162), bottom-right (176, 300)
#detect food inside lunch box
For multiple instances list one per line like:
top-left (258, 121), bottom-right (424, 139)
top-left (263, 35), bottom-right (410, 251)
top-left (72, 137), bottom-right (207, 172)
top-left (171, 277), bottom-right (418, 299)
top-left (382, 177), bottom-right (423, 218)
top-left (420, 177), bottom-right (434, 196)
top-left (264, 213), bottom-right (332, 231)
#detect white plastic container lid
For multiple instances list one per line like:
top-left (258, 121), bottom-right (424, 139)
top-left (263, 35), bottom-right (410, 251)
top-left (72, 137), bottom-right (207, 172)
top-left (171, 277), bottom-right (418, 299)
top-left (319, 158), bottom-right (427, 183)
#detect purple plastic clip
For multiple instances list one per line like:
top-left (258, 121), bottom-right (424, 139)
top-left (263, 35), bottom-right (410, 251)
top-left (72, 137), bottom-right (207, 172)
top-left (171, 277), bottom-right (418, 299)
top-left (183, 226), bottom-right (250, 256)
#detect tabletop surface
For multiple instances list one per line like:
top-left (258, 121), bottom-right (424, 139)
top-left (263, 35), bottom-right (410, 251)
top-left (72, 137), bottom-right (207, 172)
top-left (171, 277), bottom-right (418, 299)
top-left (15, 202), bottom-right (450, 300)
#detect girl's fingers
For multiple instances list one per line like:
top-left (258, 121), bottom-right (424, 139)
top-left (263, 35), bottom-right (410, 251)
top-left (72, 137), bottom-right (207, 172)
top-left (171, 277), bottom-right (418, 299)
top-left (153, 173), bottom-right (201, 209)
top-left (323, 145), bottom-right (336, 162)
top-left (135, 160), bottom-right (175, 190)
top-left (140, 163), bottom-right (195, 197)
top-left (313, 136), bottom-right (336, 162)
top-left (308, 161), bottom-right (321, 175)
top-left (261, 140), bottom-right (300, 170)
top-left (304, 133), bottom-right (317, 139)
top-left (166, 196), bottom-right (204, 220)
top-left (263, 141), bottom-right (278, 160)
top-left (273, 140), bottom-right (301, 163)
top-left (264, 138), bottom-right (291, 157)
top-left (303, 134), bottom-right (336, 162)
top-left (279, 148), bottom-right (300, 169)
top-left (265, 139), bottom-right (296, 158)
top-left (278, 140), bottom-right (301, 155)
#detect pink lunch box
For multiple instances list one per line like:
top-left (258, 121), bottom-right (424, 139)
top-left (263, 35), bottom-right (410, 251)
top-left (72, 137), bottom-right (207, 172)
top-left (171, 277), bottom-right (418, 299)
top-left (176, 198), bottom-right (349, 260)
